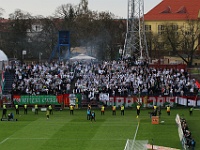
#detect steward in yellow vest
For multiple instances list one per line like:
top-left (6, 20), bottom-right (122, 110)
top-left (15, 104), bottom-right (19, 115)
top-left (101, 105), bottom-right (105, 115)
top-left (48, 104), bottom-right (53, 115)
top-left (166, 105), bottom-right (170, 116)
top-left (189, 107), bottom-right (194, 115)
top-left (35, 104), bottom-right (38, 114)
top-left (24, 104), bottom-right (27, 114)
top-left (70, 105), bottom-right (74, 115)
top-left (2, 104), bottom-right (7, 118)
top-left (153, 105), bottom-right (157, 116)
top-left (112, 105), bottom-right (116, 115)
top-left (121, 105), bottom-right (124, 116)
top-left (136, 104), bottom-right (141, 118)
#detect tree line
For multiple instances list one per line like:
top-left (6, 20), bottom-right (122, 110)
top-left (0, 0), bottom-right (126, 62)
top-left (0, 0), bottom-right (199, 66)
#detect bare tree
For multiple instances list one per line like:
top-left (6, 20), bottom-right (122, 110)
top-left (179, 21), bottom-right (200, 66)
top-left (78, 0), bottom-right (89, 14)
top-left (8, 9), bottom-right (33, 60)
top-left (54, 4), bottom-right (78, 20)
top-left (0, 8), bottom-right (5, 17)
top-left (161, 21), bottom-right (200, 66)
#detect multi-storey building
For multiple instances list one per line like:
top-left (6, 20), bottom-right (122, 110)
top-left (144, 0), bottom-right (200, 63)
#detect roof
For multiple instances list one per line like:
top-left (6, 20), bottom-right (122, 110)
top-left (70, 53), bottom-right (96, 60)
top-left (0, 18), bottom-right (9, 23)
top-left (144, 0), bottom-right (200, 21)
top-left (0, 50), bottom-right (8, 61)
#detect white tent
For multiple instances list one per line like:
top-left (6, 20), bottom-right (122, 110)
top-left (70, 53), bottom-right (96, 60)
top-left (0, 50), bottom-right (8, 61)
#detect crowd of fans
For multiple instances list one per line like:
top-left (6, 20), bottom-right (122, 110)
top-left (7, 61), bottom-right (74, 95)
top-left (181, 117), bottom-right (196, 149)
top-left (72, 60), bottom-right (198, 99)
top-left (5, 59), bottom-right (199, 100)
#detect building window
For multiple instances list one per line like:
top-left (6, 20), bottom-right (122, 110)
top-left (185, 31), bottom-right (191, 35)
top-left (145, 25), bottom-right (151, 31)
top-left (158, 31), bottom-right (165, 35)
top-left (184, 41), bottom-right (190, 49)
top-left (158, 25), bottom-right (165, 31)
top-left (172, 25), bottom-right (178, 30)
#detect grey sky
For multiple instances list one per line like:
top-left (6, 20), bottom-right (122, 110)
top-left (0, 0), bottom-right (162, 18)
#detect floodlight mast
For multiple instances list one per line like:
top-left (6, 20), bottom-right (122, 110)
top-left (123, 0), bottom-right (149, 61)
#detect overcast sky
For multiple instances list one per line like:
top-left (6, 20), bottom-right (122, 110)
top-left (0, 0), bottom-right (162, 18)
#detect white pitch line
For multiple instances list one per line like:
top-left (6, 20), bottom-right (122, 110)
top-left (133, 121), bottom-right (140, 141)
top-left (10, 138), bottom-right (50, 140)
top-left (0, 138), bottom-right (9, 145)
top-left (8, 138), bottom-right (125, 141)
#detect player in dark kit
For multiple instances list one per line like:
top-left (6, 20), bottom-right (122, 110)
top-left (87, 107), bottom-right (91, 120)
top-left (91, 111), bottom-right (96, 122)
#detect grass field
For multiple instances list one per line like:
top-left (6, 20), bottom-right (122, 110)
top-left (0, 107), bottom-right (199, 150)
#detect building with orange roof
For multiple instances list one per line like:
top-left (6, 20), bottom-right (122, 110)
top-left (145, 0), bottom-right (200, 21)
top-left (144, 0), bottom-right (200, 61)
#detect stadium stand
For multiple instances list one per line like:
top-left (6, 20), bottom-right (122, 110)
top-left (2, 60), bottom-right (199, 108)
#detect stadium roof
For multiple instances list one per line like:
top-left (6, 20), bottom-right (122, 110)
top-left (144, 0), bottom-right (200, 21)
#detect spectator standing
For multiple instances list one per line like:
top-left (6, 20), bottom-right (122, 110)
top-left (190, 139), bottom-right (196, 150)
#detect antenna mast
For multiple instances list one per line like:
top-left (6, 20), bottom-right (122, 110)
top-left (123, 0), bottom-right (149, 61)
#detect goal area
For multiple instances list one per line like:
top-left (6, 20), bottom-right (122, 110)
top-left (124, 140), bottom-right (148, 150)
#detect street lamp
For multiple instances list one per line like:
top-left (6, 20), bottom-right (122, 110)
top-left (22, 50), bottom-right (27, 63)
top-left (119, 47), bottom-right (123, 60)
top-left (39, 52), bottom-right (43, 63)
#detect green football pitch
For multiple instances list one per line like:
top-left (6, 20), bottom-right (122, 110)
top-left (0, 107), bottom-right (199, 150)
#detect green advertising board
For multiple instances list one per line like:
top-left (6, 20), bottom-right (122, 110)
top-left (14, 95), bottom-right (60, 105)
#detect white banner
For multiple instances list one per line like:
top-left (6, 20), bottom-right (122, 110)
top-left (188, 99), bottom-right (196, 106)
top-left (99, 93), bottom-right (109, 101)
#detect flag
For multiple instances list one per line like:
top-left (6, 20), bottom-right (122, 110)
top-left (195, 81), bottom-right (200, 89)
